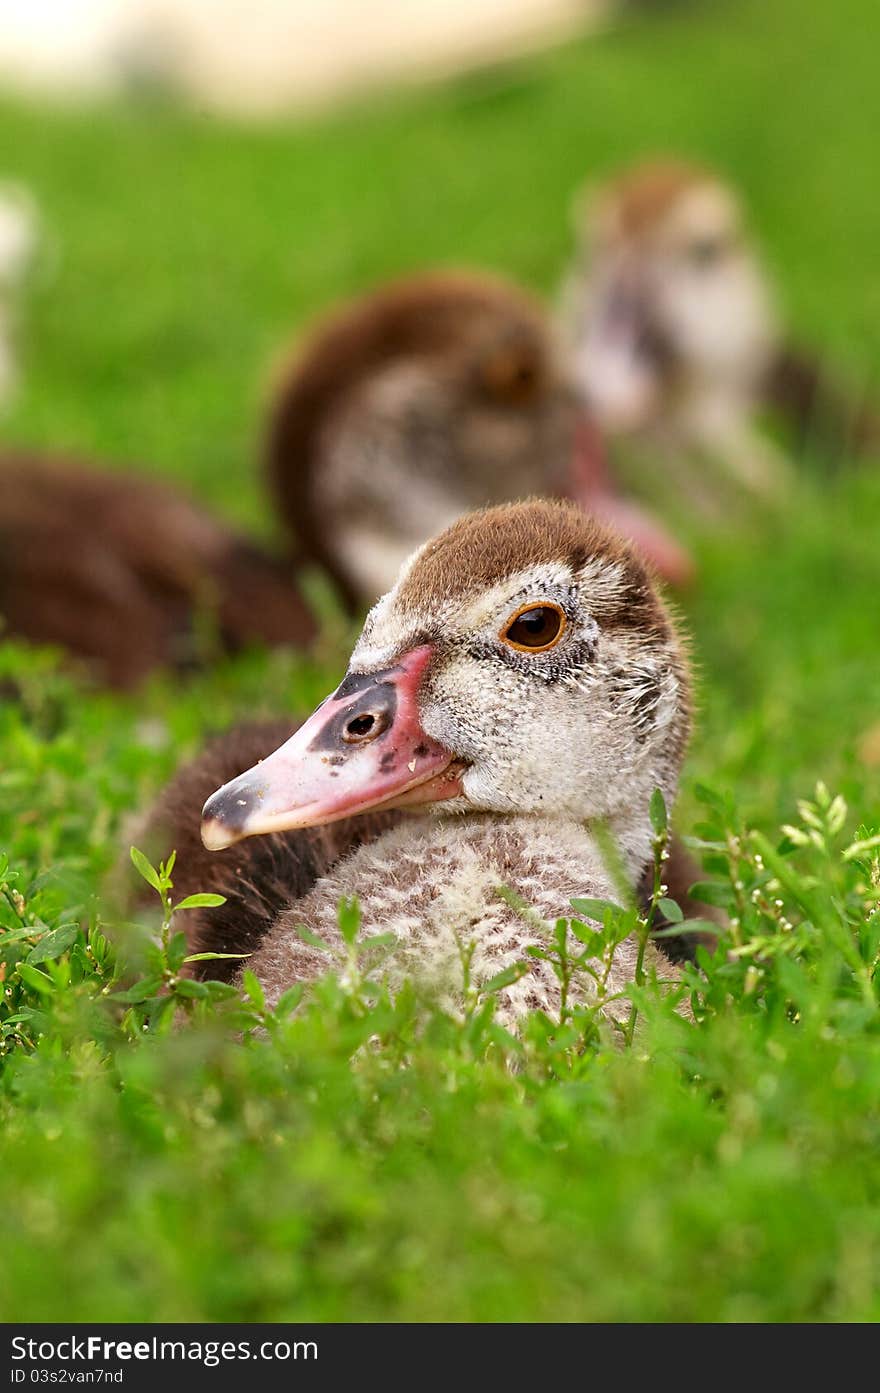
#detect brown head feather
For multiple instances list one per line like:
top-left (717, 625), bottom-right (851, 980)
top-left (598, 158), bottom-right (714, 237)
top-left (395, 497), bottom-right (670, 637)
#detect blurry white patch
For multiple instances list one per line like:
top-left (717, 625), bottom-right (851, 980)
top-left (657, 254), bottom-right (776, 385)
top-left (663, 182), bottom-right (741, 247)
top-left (338, 521), bottom-right (414, 605)
top-left (575, 334), bottom-right (658, 431)
top-left (0, 186), bottom-right (38, 289)
top-left (0, 184), bottom-right (39, 411)
top-left (0, 1), bottom-right (604, 117)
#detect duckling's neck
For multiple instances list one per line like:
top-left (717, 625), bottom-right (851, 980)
top-left (431, 804), bottom-right (656, 892)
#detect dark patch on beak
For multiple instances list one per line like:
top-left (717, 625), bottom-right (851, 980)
top-left (333, 665), bottom-right (400, 700)
top-left (307, 680), bottom-right (398, 754)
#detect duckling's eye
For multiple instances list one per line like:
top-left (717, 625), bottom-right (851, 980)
top-left (500, 603), bottom-right (566, 653)
top-left (686, 236), bottom-right (726, 268)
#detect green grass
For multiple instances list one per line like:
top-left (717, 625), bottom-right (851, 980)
top-left (1, 0), bottom-right (879, 1321)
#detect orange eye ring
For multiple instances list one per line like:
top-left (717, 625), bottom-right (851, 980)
top-left (499, 602), bottom-right (567, 654)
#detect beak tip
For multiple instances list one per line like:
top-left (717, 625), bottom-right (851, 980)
top-left (201, 781), bottom-right (255, 851)
top-left (200, 814), bottom-right (238, 852)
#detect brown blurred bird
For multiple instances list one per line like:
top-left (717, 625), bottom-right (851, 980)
top-left (562, 158), bottom-right (879, 494)
top-left (267, 268), bottom-right (694, 603)
top-left (0, 454), bottom-right (315, 689)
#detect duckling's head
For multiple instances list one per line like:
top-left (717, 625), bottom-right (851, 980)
top-left (202, 499), bottom-right (691, 874)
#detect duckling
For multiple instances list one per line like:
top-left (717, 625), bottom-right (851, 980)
top-left (266, 269), bottom-right (694, 602)
top-left (0, 454), bottom-right (315, 689)
top-left (188, 498), bottom-right (692, 1028)
top-left (562, 158), bottom-right (878, 499)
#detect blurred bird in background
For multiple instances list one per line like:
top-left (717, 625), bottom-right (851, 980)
top-left (267, 268), bottom-right (694, 609)
top-left (0, 453), bottom-right (316, 689)
top-left (562, 158), bottom-right (879, 509)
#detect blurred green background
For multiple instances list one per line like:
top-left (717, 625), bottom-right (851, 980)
top-left (0, 0), bottom-right (879, 1323)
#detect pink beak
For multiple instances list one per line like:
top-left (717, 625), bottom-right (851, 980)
top-left (566, 417), bottom-right (696, 588)
top-left (201, 645), bottom-right (464, 850)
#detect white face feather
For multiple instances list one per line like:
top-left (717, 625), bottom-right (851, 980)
top-left (652, 185), bottom-right (777, 382)
top-left (349, 555), bottom-right (685, 869)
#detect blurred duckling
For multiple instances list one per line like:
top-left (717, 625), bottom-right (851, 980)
top-left (562, 158), bottom-right (879, 498)
top-left (0, 453), bottom-right (315, 689)
top-left (266, 268), bottom-right (694, 603)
